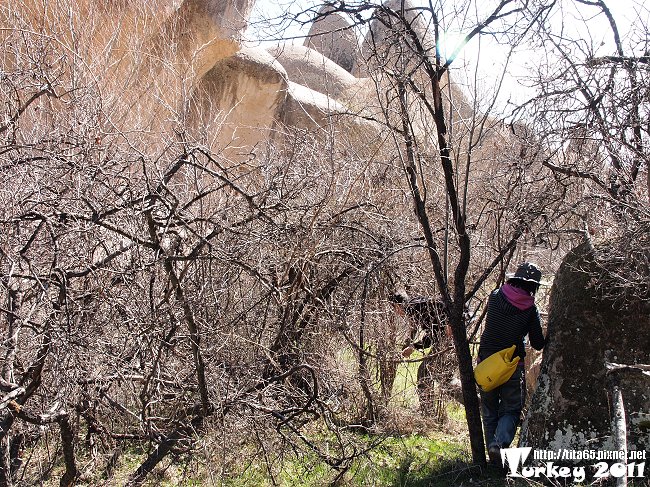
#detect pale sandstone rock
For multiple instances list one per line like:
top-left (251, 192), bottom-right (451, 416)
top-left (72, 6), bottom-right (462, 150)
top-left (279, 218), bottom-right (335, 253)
top-left (280, 81), bottom-right (346, 129)
top-left (354, 0), bottom-right (434, 77)
top-left (189, 46), bottom-right (289, 153)
top-left (268, 45), bottom-right (360, 99)
top-left (189, 44), bottom-right (380, 154)
top-left (151, 0), bottom-right (256, 79)
top-left (282, 82), bottom-right (381, 141)
top-left (304, 6), bottom-right (358, 73)
top-left (525, 351), bottom-right (543, 399)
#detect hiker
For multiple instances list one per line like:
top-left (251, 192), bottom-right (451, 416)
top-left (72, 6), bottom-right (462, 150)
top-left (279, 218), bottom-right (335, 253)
top-left (390, 292), bottom-right (452, 413)
top-left (478, 262), bottom-right (547, 464)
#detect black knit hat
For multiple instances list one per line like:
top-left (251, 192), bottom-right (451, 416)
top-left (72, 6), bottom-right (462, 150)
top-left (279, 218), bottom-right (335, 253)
top-left (507, 262), bottom-right (544, 284)
top-left (389, 291), bottom-right (409, 304)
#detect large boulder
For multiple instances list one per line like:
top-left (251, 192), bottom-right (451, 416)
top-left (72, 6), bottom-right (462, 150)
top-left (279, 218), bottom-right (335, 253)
top-left (189, 46), bottom-right (289, 154)
top-left (520, 242), bottom-right (650, 454)
top-left (189, 47), bottom-right (380, 153)
top-left (524, 350), bottom-right (543, 400)
top-left (279, 81), bottom-right (378, 139)
top-left (304, 5), bottom-right (358, 73)
top-left (268, 45), bottom-right (365, 100)
top-left (354, 0), bottom-right (434, 77)
top-left (149, 0), bottom-right (257, 79)
top-left (279, 81), bottom-right (347, 130)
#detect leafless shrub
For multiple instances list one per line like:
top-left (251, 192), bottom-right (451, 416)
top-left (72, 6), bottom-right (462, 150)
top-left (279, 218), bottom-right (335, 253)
top-left (0, 4), bottom-right (436, 484)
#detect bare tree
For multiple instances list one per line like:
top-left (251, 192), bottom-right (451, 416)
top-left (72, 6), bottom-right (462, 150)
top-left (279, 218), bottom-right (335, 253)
top-left (514, 0), bottom-right (650, 302)
top-left (290, 0), bottom-right (574, 465)
top-left (0, 3), bottom-right (430, 484)
top-left (8, 0), bottom-right (642, 483)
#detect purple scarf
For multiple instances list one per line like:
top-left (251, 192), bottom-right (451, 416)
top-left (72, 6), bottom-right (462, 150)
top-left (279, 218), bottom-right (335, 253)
top-left (501, 283), bottom-right (534, 310)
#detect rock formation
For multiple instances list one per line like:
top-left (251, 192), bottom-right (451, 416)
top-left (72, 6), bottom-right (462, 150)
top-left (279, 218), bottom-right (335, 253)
top-left (278, 80), bottom-right (377, 140)
top-left (189, 45), bottom-right (379, 156)
top-left (304, 5), bottom-right (358, 73)
top-left (5, 0), bottom-right (461, 159)
top-left (525, 351), bottom-right (543, 399)
top-left (521, 242), bottom-right (650, 454)
top-left (354, 0), bottom-right (434, 76)
top-left (268, 45), bottom-right (362, 100)
top-left (189, 46), bottom-right (289, 154)
top-left (152, 0), bottom-right (257, 78)
top-left (181, 1), bottom-right (385, 152)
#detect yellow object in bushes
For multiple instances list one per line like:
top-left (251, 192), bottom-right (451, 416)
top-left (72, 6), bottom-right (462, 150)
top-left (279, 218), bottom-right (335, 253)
top-left (474, 345), bottom-right (520, 392)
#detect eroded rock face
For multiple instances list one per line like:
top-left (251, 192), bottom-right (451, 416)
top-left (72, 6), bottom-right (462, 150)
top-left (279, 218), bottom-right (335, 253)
top-left (268, 45), bottom-right (362, 100)
top-left (189, 46), bottom-right (289, 153)
top-left (280, 81), bottom-right (346, 129)
top-left (154, 0), bottom-right (257, 78)
top-left (185, 0), bottom-right (449, 152)
top-left (355, 0), bottom-right (434, 77)
top-left (188, 41), bottom-right (384, 153)
top-left (520, 243), bottom-right (650, 454)
top-left (279, 81), bottom-right (380, 140)
top-left (525, 351), bottom-right (543, 400)
top-left (304, 5), bottom-right (358, 73)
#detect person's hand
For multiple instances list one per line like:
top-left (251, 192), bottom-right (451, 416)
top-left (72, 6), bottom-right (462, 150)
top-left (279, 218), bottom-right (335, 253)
top-left (402, 345), bottom-right (415, 358)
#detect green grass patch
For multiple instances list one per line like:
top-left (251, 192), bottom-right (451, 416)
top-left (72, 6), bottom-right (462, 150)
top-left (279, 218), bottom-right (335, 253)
top-left (390, 351), bottom-right (424, 408)
top-left (219, 432), bottom-right (473, 487)
top-left (345, 433), bottom-right (469, 486)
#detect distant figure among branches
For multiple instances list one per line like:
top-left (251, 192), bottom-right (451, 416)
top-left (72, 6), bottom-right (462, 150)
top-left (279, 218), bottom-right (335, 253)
top-left (390, 292), bottom-right (453, 415)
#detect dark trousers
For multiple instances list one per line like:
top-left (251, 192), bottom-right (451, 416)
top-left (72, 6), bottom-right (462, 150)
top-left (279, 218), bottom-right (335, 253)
top-left (480, 364), bottom-right (525, 448)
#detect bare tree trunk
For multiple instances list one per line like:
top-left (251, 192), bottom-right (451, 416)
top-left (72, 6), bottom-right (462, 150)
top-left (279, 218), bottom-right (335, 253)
top-left (1, 280), bottom-right (21, 487)
top-left (448, 309), bottom-right (485, 463)
top-left (126, 416), bottom-right (204, 487)
top-left (2, 284), bottom-right (19, 384)
top-left (5, 401), bottom-right (77, 487)
top-left (606, 361), bottom-right (635, 487)
top-left (0, 435), bottom-right (12, 487)
top-left (58, 416), bottom-right (77, 487)
top-left (9, 434), bottom-right (23, 483)
top-left (264, 268), bottom-right (354, 386)
top-left (396, 80), bottom-right (486, 465)
top-left (358, 277), bottom-right (376, 425)
top-left (144, 209), bottom-right (211, 415)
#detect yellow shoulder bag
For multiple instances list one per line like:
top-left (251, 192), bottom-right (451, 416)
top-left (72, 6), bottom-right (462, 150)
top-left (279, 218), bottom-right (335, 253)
top-left (474, 345), bottom-right (520, 392)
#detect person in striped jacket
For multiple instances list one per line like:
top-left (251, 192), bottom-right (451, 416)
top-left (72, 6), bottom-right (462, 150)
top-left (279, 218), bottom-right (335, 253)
top-left (478, 262), bottom-right (548, 464)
